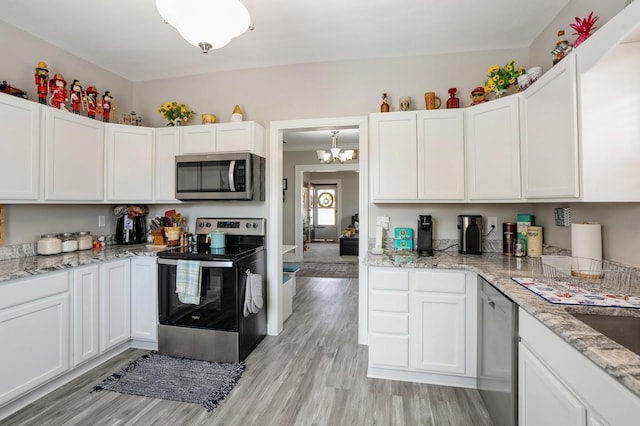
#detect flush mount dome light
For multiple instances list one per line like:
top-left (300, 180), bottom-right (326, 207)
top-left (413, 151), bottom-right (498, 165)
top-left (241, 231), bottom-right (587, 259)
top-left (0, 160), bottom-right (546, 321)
top-left (156, 0), bottom-right (251, 53)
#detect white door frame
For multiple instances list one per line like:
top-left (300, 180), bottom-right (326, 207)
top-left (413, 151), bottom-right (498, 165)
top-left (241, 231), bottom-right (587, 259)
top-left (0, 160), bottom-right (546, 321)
top-left (268, 116), bottom-right (369, 344)
top-left (308, 179), bottom-right (342, 243)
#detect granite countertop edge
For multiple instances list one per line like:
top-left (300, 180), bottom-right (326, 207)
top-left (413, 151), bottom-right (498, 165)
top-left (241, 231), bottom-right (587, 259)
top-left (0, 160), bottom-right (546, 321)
top-left (0, 244), bottom-right (164, 283)
top-left (365, 250), bottom-right (640, 398)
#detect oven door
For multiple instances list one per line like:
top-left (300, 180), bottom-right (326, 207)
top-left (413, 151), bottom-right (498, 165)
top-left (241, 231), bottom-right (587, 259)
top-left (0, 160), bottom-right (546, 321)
top-left (157, 258), bottom-right (239, 331)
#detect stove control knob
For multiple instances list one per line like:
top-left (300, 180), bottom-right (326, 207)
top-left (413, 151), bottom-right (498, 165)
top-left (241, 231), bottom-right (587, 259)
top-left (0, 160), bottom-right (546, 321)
top-left (245, 223), bottom-right (251, 228)
top-left (206, 222), bottom-right (211, 227)
top-left (252, 223), bottom-right (259, 228)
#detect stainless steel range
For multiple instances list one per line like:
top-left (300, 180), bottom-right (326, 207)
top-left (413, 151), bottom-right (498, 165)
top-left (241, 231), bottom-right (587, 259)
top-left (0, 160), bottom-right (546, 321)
top-left (156, 218), bottom-right (267, 363)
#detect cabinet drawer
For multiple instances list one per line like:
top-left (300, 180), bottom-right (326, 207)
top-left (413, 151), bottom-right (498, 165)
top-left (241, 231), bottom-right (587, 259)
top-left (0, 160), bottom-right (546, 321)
top-left (413, 270), bottom-right (465, 293)
top-left (370, 312), bottom-right (409, 334)
top-left (370, 268), bottom-right (409, 291)
top-left (370, 290), bottom-right (409, 312)
top-left (369, 333), bottom-right (409, 368)
top-left (0, 271), bottom-right (69, 310)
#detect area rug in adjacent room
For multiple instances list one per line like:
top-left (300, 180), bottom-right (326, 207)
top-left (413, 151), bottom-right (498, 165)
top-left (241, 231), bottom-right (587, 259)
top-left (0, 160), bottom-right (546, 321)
top-left (296, 261), bottom-right (358, 278)
top-left (92, 351), bottom-right (245, 411)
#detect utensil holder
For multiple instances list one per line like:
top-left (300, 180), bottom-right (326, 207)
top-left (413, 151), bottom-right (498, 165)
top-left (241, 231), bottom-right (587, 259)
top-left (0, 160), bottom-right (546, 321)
top-left (151, 228), bottom-right (166, 246)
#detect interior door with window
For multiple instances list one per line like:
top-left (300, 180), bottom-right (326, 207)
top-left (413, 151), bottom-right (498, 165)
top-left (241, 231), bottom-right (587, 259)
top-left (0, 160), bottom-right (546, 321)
top-left (311, 184), bottom-right (337, 242)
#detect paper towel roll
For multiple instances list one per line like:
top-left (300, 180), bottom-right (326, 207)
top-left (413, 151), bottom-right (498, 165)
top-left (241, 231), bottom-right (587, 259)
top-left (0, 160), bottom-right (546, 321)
top-left (571, 223), bottom-right (602, 277)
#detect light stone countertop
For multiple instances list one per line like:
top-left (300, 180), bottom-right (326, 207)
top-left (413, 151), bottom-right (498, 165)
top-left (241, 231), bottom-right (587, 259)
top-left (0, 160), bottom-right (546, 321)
top-left (365, 249), bottom-right (640, 398)
top-left (0, 244), bottom-right (164, 283)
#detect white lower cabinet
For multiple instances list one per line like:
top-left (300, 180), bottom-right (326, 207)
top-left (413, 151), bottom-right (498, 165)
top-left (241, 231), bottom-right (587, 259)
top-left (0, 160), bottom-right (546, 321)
top-left (72, 265), bottom-right (100, 366)
top-left (368, 267), bottom-right (476, 386)
top-left (519, 308), bottom-right (640, 425)
top-left (130, 257), bottom-right (158, 342)
top-left (0, 271), bottom-right (70, 406)
top-left (99, 259), bottom-right (131, 352)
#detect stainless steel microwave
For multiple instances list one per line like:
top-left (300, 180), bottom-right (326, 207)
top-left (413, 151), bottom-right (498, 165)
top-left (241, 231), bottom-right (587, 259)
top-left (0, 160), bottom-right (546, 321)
top-left (175, 152), bottom-right (265, 201)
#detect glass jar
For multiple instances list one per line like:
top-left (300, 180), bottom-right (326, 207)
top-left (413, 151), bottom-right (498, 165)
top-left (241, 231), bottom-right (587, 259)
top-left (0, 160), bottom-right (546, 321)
top-left (37, 234), bottom-right (62, 255)
top-left (76, 231), bottom-right (93, 250)
top-left (59, 232), bottom-right (78, 253)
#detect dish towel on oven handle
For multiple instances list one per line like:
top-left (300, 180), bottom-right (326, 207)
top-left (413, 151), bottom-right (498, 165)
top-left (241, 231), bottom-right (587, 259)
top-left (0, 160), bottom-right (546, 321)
top-left (176, 259), bottom-right (202, 305)
top-left (243, 271), bottom-right (263, 317)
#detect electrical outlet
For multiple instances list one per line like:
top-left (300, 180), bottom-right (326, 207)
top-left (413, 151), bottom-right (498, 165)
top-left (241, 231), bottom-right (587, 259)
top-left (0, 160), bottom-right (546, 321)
top-left (98, 215), bottom-right (106, 227)
top-left (487, 217), bottom-right (498, 238)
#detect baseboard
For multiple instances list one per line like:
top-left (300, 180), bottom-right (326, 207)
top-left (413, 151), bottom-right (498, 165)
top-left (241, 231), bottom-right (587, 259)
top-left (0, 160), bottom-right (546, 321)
top-left (367, 365), bottom-right (478, 389)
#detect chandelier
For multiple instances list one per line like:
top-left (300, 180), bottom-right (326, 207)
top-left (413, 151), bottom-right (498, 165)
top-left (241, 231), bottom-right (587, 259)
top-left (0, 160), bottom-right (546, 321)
top-left (316, 131), bottom-right (354, 164)
top-left (156, 0), bottom-right (252, 53)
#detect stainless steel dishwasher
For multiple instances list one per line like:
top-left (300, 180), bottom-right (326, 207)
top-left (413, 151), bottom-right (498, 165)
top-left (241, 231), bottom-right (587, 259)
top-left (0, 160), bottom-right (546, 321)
top-left (477, 276), bottom-right (518, 426)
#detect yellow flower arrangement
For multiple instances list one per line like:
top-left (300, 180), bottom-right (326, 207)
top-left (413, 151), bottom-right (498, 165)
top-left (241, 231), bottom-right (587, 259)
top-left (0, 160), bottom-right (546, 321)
top-left (158, 101), bottom-right (194, 125)
top-left (484, 60), bottom-right (525, 96)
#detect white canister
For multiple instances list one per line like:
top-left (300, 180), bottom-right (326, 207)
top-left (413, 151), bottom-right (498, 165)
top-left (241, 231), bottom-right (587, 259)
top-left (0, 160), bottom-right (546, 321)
top-left (76, 231), bottom-right (93, 250)
top-left (59, 232), bottom-right (78, 252)
top-left (37, 234), bottom-right (62, 255)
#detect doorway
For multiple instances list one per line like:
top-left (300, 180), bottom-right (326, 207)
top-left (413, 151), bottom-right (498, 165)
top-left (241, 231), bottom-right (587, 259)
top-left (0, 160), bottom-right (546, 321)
top-left (310, 183), bottom-right (338, 242)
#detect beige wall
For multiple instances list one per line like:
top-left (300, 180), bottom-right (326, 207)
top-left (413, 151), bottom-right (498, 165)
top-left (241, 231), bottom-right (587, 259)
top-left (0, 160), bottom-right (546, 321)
top-left (0, 22), bottom-right (134, 116)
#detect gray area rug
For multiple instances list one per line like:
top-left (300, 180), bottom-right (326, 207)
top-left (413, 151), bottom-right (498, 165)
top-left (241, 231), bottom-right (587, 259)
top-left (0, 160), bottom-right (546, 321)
top-left (92, 351), bottom-right (245, 411)
top-left (296, 262), bottom-right (358, 278)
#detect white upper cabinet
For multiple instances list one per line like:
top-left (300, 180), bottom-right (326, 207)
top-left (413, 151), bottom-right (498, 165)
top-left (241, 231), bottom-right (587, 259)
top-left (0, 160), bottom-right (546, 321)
top-left (0, 94), bottom-right (41, 201)
top-left (465, 96), bottom-right (521, 200)
top-left (105, 124), bottom-right (154, 202)
top-left (216, 121), bottom-right (266, 157)
top-left (521, 54), bottom-right (579, 199)
top-left (154, 127), bottom-right (181, 202)
top-left (417, 110), bottom-right (465, 200)
top-left (577, 2), bottom-right (640, 201)
top-left (370, 112), bottom-right (418, 201)
top-left (44, 108), bottom-right (104, 201)
top-left (180, 125), bottom-right (216, 154)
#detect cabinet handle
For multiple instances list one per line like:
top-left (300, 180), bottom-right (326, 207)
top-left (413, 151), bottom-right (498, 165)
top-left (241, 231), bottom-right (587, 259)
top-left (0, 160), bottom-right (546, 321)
top-left (488, 300), bottom-right (495, 309)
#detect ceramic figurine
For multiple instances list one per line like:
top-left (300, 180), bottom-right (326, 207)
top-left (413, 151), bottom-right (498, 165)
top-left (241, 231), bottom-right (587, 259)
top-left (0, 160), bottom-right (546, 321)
top-left (380, 93), bottom-right (390, 112)
top-left (552, 30), bottom-right (572, 65)
top-left (470, 87), bottom-right (488, 105)
top-left (69, 79), bottom-right (83, 114)
top-left (446, 88), bottom-right (460, 108)
top-left (100, 90), bottom-right (113, 122)
top-left (34, 61), bottom-right (49, 105)
top-left (231, 104), bottom-right (243, 122)
top-left (84, 86), bottom-right (99, 119)
top-left (48, 73), bottom-right (68, 110)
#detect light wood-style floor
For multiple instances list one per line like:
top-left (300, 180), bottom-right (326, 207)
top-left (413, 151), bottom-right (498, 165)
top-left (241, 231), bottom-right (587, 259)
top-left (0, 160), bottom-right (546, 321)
top-left (4, 277), bottom-right (492, 426)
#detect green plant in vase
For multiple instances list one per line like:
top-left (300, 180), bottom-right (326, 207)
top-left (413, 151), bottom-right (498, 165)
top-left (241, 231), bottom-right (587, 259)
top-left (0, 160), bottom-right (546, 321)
top-left (158, 101), bottom-right (194, 126)
top-left (484, 60), bottom-right (525, 98)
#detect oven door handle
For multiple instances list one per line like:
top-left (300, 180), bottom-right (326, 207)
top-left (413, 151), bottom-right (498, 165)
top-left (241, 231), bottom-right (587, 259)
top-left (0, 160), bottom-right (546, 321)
top-left (157, 258), bottom-right (234, 268)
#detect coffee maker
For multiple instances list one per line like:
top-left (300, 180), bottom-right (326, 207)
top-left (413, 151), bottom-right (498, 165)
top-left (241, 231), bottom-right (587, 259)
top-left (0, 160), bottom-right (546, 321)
top-left (458, 215), bottom-right (482, 254)
top-left (417, 215), bottom-right (434, 257)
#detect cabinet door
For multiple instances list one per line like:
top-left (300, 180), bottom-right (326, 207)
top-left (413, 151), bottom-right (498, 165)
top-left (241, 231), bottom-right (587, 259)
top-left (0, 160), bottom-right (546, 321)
top-left (410, 291), bottom-right (466, 374)
top-left (417, 110), bottom-right (465, 200)
top-left (72, 265), bottom-right (99, 366)
top-left (0, 94), bottom-right (40, 200)
top-left (180, 125), bottom-right (215, 153)
top-left (0, 293), bottom-right (70, 405)
top-left (105, 124), bottom-right (154, 202)
top-left (215, 122), bottom-right (266, 156)
top-left (369, 112), bottom-right (417, 201)
top-left (130, 257), bottom-right (158, 342)
top-left (154, 127), bottom-right (180, 202)
top-left (466, 96), bottom-right (521, 200)
top-left (44, 108), bottom-right (104, 201)
top-left (522, 54), bottom-right (579, 199)
top-left (99, 260), bottom-right (131, 352)
top-left (519, 343), bottom-right (587, 426)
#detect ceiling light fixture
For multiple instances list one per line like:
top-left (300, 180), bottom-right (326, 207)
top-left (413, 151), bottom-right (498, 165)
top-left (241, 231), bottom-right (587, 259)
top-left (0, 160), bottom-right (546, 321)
top-left (156, 0), bottom-right (252, 53)
top-left (316, 131), bottom-right (354, 164)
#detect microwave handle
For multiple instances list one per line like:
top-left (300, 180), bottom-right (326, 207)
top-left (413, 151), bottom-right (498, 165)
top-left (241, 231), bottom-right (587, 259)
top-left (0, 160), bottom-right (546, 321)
top-left (229, 160), bottom-right (236, 192)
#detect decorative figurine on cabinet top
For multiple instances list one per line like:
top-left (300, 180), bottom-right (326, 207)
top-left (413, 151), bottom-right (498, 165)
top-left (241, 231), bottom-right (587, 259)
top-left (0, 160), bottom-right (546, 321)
top-left (231, 104), bottom-right (243, 122)
top-left (470, 87), bottom-right (488, 105)
top-left (551, 30), bottom-right (572, 65)
top-left (48, 73), bottom-right (68, 111)
top-left (380, 93), bottom-right (390, 112)
top-left (446, 88), bottom-right (460, 109)
top-left (69, 79), bottom-right (83, 114)
top-left (34, 62), bottom-right (49, 105)
top-left (100, 90), bottom-right (113, 122)
top-left (84, 86), bottom-right (99, 119)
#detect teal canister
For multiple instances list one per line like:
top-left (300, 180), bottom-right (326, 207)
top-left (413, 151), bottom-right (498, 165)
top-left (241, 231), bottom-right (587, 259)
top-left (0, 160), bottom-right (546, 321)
top-left (207, 231), bottom-right (226, 249)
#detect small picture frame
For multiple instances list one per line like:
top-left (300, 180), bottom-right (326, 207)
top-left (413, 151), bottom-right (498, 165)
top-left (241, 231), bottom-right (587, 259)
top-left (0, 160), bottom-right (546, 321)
top-left (282, 178), bottom-right (288, 190)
